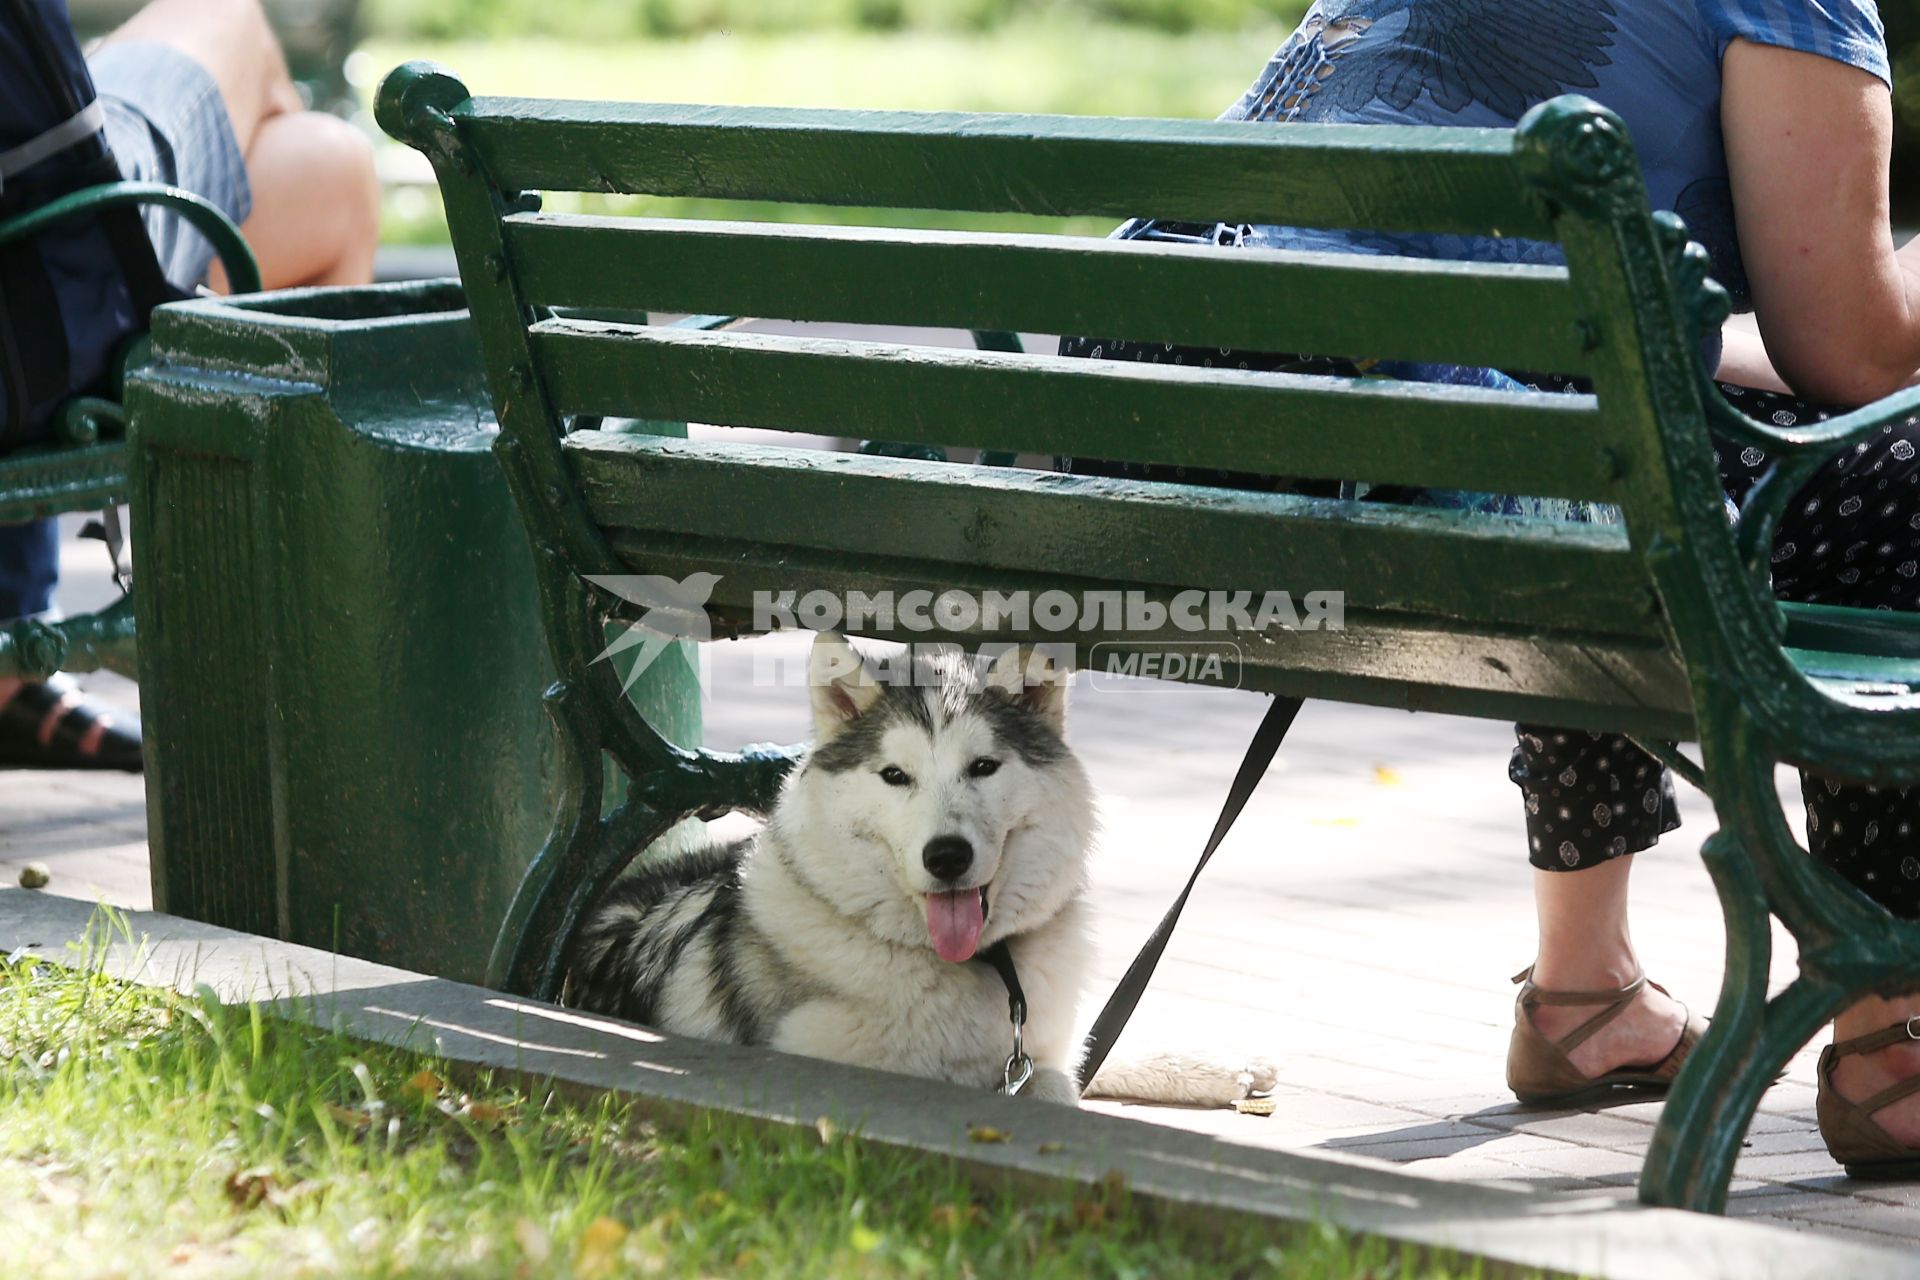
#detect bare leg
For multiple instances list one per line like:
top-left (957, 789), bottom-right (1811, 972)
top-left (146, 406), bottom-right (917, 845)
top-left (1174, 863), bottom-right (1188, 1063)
top-left (1527, 856), bottom-right (1689, 1076)
top-left (98, 0), bottom-right (378, 290)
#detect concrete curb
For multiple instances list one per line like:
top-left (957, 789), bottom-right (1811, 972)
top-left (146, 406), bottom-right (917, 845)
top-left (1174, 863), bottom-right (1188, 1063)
top-left (2, 888), bottom-right (1909, 1280)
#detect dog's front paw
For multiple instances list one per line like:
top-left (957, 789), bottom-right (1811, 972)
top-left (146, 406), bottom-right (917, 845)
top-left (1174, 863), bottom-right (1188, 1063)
top-left (1025, 1066), bottom-right (1081, 1107)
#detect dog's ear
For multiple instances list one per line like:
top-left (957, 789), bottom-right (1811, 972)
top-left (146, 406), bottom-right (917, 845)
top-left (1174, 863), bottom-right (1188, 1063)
top-left (809, 632), bottom-right (884, 739)
top-left (984, 644), bottom-right (1070, 733)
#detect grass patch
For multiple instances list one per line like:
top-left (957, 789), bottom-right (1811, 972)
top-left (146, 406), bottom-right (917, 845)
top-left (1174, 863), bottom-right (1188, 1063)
top-left (360, 20), bottom-right (1288, 115)
top-left (0, 912), bottom-right (1506, 1278)
top-left (362, 0), bottom-right (1311, 42)
top-left (361, 18), bottom-right (1291, 244)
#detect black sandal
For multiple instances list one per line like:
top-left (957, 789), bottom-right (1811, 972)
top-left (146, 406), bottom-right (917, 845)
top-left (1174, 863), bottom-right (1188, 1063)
top-left (0, 675), bottom-right (142, 772)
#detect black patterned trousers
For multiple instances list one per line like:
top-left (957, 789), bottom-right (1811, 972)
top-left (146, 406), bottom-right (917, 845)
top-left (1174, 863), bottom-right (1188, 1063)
top-left (1056, 325), bottom-right (1920, 919)
top-left (1514, 380), bottom-right (1920, 919)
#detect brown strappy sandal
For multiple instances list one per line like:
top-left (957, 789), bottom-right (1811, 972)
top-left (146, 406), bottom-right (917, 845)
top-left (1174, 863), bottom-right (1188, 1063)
top-left (1817, 1018), bottom-right (1920, 1180)
top-left (1507, 966), bottom-right (1706, 1105)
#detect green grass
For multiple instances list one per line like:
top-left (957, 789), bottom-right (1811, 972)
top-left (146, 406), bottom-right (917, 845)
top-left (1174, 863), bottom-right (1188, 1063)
top-left (0, 913), bottom-right (1505, 1279)
top-left (361, 0), bottom-right (1309, 43)
top-left (361, 19), bottom-right (1288, 115)
top-left (360, 18), bottom-right (1292, 243)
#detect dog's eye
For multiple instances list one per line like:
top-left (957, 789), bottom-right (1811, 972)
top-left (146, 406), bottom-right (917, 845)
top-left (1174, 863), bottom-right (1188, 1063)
top-left (879, 766), bottom-right (911, 787)
top-left (968, 757), bottom-right (1001, 779)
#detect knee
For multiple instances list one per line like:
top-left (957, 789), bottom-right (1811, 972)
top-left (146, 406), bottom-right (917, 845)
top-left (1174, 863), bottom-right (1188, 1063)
top-left (292, 113), bottom-right (381, 251)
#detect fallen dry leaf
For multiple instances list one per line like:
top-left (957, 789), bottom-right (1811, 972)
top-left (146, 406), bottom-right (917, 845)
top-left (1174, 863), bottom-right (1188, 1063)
top-left (966, 1125), bottom-right (1010, 1144)
top-left (815, 1116), bottom-right (838, 1145)
top-left (1371, 765), bottom-right (1403, 786)
top-left (930, 1204), bottom-right (987, 1231)
top-left (223, 1166), bottom-right (278, 1210)
top-left (325, 1103), bottom-right (371, 1131)
top-left (1232, 1097), bottom-right (1276, 1117)
top-left (1036, 1141), bottom-right (1065, 1155)
top-left (403, 1070), bottom-right (443, 1100)
top-left (574, 1216), bottom-right (629, 1279)
top-left (460, 1099), bottom-right (507, 1126)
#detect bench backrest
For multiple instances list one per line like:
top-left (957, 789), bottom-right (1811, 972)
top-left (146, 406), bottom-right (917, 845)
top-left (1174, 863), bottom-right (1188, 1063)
top-left (379, 63), bottom-right (1759, 741)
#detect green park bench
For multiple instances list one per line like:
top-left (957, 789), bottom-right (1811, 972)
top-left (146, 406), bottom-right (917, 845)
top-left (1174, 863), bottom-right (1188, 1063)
top-left (376, 61), bottom-right (1920, 1214)
top-left (0, 182), bottom-right (256, 680)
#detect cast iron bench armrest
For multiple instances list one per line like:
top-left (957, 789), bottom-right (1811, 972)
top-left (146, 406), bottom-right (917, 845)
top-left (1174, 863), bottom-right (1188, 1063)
top-left (0, 181), bottom-right (258, 681)
top-left (1703, 380), bottom-right (1920, 599)
top-left (0, 180), bottom-right (260, 294)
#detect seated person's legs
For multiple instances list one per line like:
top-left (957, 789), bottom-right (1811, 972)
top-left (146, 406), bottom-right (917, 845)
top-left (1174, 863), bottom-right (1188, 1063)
top-left (1761, 401), bottom-right (1920, 1152)
top-left (93, 0), bottom-right (379, 292)
top-left (1507, 729), bottom-right (1693, 1096)
top-left (1518, 383), bottom-right (1920, 1158)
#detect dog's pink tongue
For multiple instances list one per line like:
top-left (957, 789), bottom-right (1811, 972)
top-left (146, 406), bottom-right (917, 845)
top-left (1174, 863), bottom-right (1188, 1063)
top-left (926, 889), bottom-right (984, 963)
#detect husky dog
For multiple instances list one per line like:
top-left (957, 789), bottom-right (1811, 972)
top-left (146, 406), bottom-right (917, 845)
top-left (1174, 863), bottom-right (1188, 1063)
top-left (570, 633), bottom-right (1271, 1107)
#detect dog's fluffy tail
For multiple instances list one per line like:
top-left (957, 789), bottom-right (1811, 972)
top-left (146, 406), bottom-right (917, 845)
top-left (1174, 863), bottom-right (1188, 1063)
top-left (1082, 1050), bottom-right (1277, 1108)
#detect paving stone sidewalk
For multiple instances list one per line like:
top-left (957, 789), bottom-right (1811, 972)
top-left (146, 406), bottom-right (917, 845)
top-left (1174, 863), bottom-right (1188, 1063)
top-left (5, 521), bottom-right (1916, 1256)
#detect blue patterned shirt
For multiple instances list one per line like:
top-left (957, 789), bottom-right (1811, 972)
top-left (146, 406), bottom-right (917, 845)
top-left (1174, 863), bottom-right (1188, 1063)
top-left (1225, 0), bottom-right (1890, 312)
top-left (1159, 2), bottom-right (1892, 518)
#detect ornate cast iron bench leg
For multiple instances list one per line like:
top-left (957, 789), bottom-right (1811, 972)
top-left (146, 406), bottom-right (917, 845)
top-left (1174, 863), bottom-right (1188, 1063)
top-left (1641, 691), bottom-right (1920, 1211)
top-left (484, 575), bottom-right (800, 1001)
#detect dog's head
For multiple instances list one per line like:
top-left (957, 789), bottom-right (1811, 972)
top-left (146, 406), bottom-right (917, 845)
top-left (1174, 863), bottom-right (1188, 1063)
top-left (771, 633), bottom-right (1094, 962)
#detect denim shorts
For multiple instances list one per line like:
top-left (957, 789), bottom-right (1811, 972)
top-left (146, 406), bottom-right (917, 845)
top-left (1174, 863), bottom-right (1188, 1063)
top-left (85, 41), bottom-right (251, 293)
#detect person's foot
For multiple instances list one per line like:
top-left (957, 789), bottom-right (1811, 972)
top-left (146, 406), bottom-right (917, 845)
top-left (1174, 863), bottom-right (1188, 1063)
top-left (0, 674), bottom-right (143, 772)
top-left (1829, 998), bottom-right (1920, 1148)
top-left (1523, 970), bottom-right (1690, 1078)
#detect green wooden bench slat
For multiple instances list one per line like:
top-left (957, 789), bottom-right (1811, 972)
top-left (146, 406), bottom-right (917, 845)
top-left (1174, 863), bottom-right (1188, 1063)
top-left (593, 529), bottom-right (1694, 737)
top-left (530, 321), bottom-right (1622, 502)
top-left (1779, 601), bottom-right (1920, 661)
top-left (1786, 647), bottom-right (1920, 692)
top-left (505, 215), bottom-right (1593, 375)
top-left (459, 99), bottom-right (1555, 239)
top-left (566, 432), bottom-right (1662, 637)
top-left (0, 439), bottom-right (130, 524)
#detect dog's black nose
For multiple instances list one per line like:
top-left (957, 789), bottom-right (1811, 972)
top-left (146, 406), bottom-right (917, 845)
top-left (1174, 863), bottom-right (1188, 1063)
top-left (922, 835), bottom-right (973, 883)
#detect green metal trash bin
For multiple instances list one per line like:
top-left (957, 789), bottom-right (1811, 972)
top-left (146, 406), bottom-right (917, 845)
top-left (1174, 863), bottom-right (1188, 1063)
top-left (124, 280), bottom-right (701, 983)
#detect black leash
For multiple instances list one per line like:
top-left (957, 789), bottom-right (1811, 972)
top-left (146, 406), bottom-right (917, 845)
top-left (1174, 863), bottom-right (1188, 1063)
top-left (974, 938), bottom-right (1032, 1094)
top-left (1076, 694), bottom-right (1304, 1088)
top-left (970, 694), bottom-right (1303, 1095)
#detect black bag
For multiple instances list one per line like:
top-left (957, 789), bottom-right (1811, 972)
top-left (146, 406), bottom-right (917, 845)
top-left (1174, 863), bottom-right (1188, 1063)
top-left (0, 0), bottom-right (175, 446)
